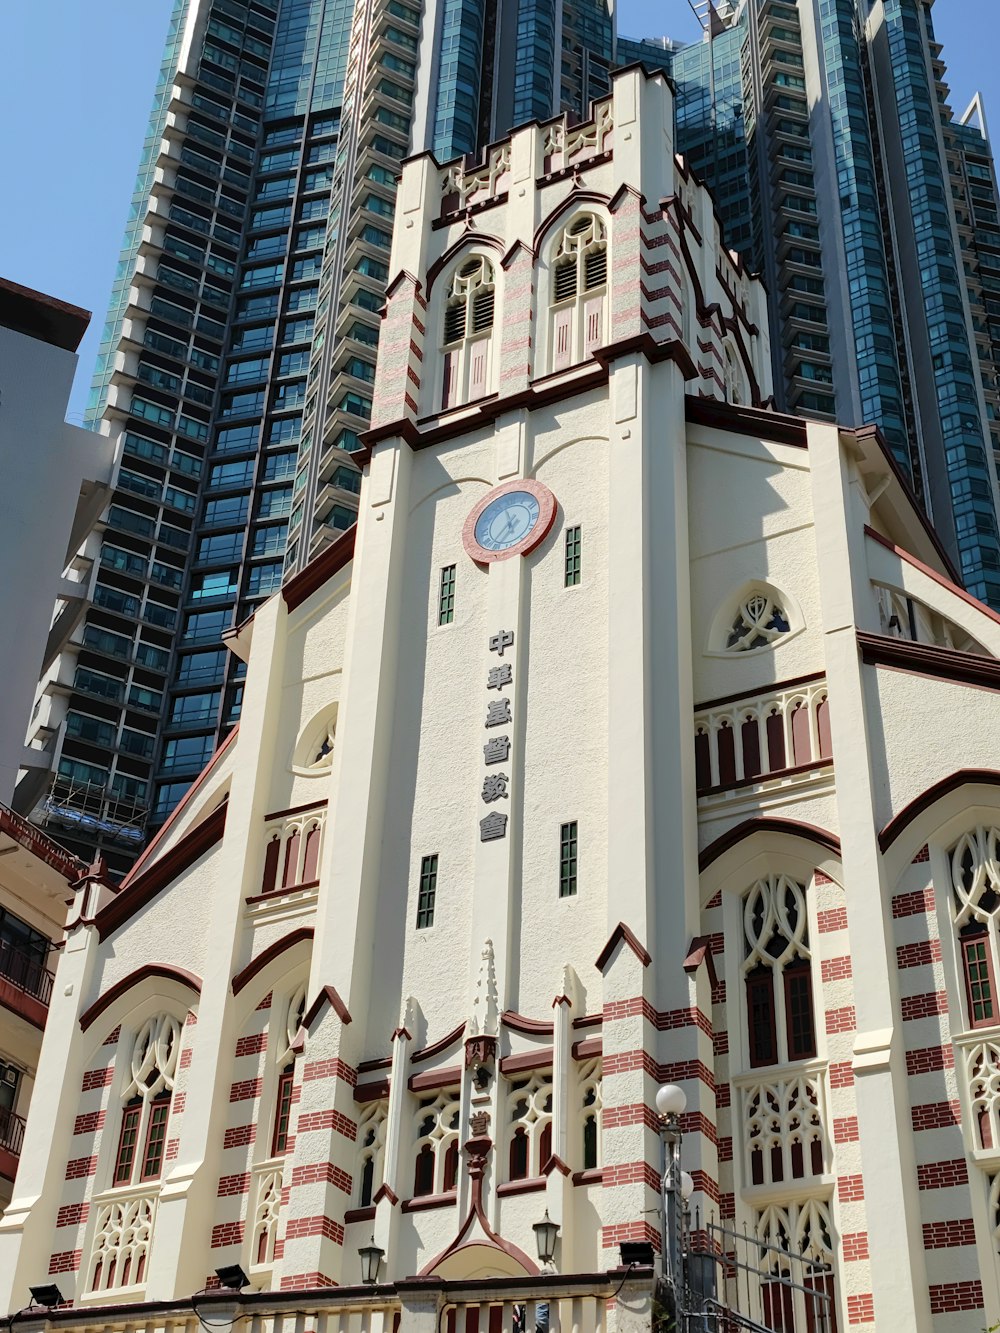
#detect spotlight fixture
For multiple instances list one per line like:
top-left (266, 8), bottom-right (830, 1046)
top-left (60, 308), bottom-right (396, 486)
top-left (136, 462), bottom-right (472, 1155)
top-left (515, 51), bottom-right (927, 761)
top-left (214, 1264), bottom-right (250, 1292)
top-left (28, 1285), bottom-right (64, 1309)
top-left (618, 1241), bottom-right (655, 1268)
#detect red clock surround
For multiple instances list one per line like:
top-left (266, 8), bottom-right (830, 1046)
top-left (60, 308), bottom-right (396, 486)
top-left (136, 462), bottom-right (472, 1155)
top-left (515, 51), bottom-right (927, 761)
top-left (462, 478), bottom-right (558, 564)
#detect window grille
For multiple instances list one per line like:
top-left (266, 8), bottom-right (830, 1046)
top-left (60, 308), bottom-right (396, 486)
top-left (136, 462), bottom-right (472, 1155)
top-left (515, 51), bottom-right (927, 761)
top-left (417, 854), bottom-right (438, 928)
top-left (559, 821), bottom-right (578, 897)
top-left (565, 525), bottom-right (581, 586)
top-left (439, 565), bottom-right (456, 625)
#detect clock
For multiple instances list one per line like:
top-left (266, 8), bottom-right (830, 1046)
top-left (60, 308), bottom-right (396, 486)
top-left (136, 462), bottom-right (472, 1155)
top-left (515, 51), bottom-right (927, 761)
top-left (462, 479), bottom-right (557, 563)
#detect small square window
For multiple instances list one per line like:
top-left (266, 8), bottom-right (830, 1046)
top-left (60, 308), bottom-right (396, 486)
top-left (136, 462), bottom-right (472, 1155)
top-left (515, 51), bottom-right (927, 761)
top-left (438, 565), bottom-right (456, 625)
top-left (559, 821), bottom-right (578, 897)
top-left (417, 854), bottom-right (438, 928)
top-left (565, 526), bottom-right (581, 587)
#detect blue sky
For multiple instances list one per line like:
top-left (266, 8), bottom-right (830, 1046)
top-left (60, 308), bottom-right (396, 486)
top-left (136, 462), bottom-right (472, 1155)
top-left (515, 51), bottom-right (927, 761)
top-left (0, 1), bottom-right (995, 424)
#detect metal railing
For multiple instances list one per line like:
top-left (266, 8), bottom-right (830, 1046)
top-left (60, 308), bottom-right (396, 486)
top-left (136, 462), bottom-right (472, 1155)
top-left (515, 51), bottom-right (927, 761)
top-left (0, 1105), bottom-right (26, 1159)
top-left (0, 939), bottom-right (53, 1006)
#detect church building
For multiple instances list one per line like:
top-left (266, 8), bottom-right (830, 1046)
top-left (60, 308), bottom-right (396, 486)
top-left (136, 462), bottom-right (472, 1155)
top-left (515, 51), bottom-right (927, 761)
top-left (6, 65), bottom-right (1000, 1332)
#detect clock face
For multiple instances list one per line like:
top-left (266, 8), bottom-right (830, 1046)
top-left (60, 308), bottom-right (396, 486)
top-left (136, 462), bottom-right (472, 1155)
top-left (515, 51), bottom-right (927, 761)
top-left (462, 479), bottom-right (557, 563)
top-left (474, 491), bottom-right (541, 553)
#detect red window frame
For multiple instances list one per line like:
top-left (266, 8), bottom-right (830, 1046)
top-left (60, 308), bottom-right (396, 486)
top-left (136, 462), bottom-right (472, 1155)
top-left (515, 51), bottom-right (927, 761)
top-left (113, 1100), bottom-right (142, 1186)
top-left (747, 967), bottom-right (778, 1068)
top-left (139, 1093), bottom-right (171, 1181)
top-left (784, 961), bottom-right (817, 1061)
top-left (413, 1142), bottom-right (435, 1196)
top-left (961, 925), bottom-right (998, 1029)
top-left (271, 1069), bottom-right (295, 1156)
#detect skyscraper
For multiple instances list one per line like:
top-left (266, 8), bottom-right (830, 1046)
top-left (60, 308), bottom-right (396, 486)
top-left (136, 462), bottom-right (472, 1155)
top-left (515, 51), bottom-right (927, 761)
top-left (623, 0), bottom-right (1000, 609)
top-left (16, 0), bottom-right (624, 877)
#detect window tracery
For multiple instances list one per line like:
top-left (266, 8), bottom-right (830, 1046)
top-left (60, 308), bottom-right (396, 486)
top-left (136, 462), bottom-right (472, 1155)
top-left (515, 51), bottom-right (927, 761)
top-left (260, 813), bottom-right (325, 895)
top-left (744, 1073), bottom-right (826, 1187)
top-left (357, 1101), bottom-right (388, 1206)
top-left (951, 827), bottom-right (1000, 1030)
top-left (578, 1058), bottom-right (602, 1170)
top-left (507, 1072), bottom-right (553, 1180)
top-left (413, 1088), bottom-right (460, 1196)
top-left (755, 1200), bottom-right (838, 1332)
top-left (550, 214), bottom-right (607, 372)
top-left (441, 255), bottom-right (495, 409)
top-left (742, 875), bottom-right (816, 1068)
top-left (727, 591), bottom-right (791, 651)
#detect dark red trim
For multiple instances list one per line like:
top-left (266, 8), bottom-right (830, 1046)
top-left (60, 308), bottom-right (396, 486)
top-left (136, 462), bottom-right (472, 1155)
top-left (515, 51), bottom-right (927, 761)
top-left (303, 983), bottom-right (352, 1028)
top-left (572, 1037), bottom-right (602, 1060)
top-left (542, 1154), bottom-right (571, 1177)
top-left (532, 189), bottom-right (611, 252)
top-left (462, 478), bottom-right (558, 565)
top-left (411, 1022), bottom-right (465, 1065)
top-left (358, 1055), bottom-right (393, 1073)
top-left (344, 1206), bottom-right (376, 1224)
top-left (0, 804), bottom-right (84, 880)
top-left (80, 964), bottom-right (202, 1032)
top-left (424, 231), bottom-right (506, 296)
top-left (596, 922), bottom-right (651, 972)
top-left (0, 979), bottom-right (48, 1031)
top-left (245, 880), bottom-right (320, 906)
top-left (858, 630), bottom-right (1000, 693)
top-left (682, 937), bottom-right (718, 990)
top-left (354, 1079), bottom-right (390, 1103)
top-left (573, 1167), bottom-right (604, 1186)
top-left (498, 1049), bottom-right (554, 1075)
top-left (96, 803), bottom-right (228, 941)
top-left (857, 442), bottom-right (960, 586)
top-left (698, 817), bottom-right (841, 872)
top-left (231, 928), bottom-right (314, 996)
top-left (501, 1010), bottom-right (555, 1036)
top-left (878, 770), bottom-right (1000, 853)
top-left (119, 732), bottom-right (238, 888)
top-left (282, 525), bottom-right (356, 612)
top-left (496, 1177), bottom-right (546, 1197)
top-left (699, 758), bottom-right (832, 798)
top-left (374, 1183), bottom-right (398, 1206)
top-left (694, 671), bottom-right (827, 713)
top-left (0, 276), bottom-right (90, 352)
top-left (408, 1064), bottom-right (463, 1093)
top-left (572, 1014), bottom-right (603, 1030)
top-left (684, 394), bottom-right (806, 448)
top-left (401, 1190), bottom-right (457, 1213)
top-left (263, 798), bottom-right (328, 822)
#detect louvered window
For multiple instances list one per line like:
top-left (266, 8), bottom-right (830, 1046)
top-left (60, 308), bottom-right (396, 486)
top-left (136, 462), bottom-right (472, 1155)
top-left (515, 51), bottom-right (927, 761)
top-left (444, 302), bottom-right (465, 344)
top-left (471, 287), bottom-right (494, 333)
top-left (554, 261), bottom-right (577, 303)
top-left (584, 247), bottom-right (607, 290)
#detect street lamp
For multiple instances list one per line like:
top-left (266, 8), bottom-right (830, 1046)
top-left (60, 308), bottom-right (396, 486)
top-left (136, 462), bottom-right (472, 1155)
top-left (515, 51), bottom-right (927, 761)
top-left (533, 1209), bottom-right (560, 1267)
top-left (358, 1237), bottom-right (384, 1286)
top-left (655, 1083), bottom-right (687, 1290)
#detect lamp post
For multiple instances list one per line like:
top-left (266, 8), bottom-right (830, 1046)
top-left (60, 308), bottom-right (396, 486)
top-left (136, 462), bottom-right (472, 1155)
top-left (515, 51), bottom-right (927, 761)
top-left (655, 1083), bottom-right (688, 1292)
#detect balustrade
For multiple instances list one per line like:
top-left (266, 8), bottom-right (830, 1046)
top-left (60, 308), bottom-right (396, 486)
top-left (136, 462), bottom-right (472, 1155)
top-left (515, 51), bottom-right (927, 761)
top-left (86, 1188), bottom-right (158, 1293)
top-left (694, 677), bottom-right (832, 796)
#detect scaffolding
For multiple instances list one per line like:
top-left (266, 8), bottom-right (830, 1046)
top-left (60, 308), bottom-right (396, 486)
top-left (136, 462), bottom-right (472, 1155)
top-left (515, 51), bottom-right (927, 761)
top-left (37, 774), bottom-right (148, 849)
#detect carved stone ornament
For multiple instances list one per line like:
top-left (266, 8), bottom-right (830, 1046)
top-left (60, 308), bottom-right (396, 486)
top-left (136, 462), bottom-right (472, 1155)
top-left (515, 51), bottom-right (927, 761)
top-left (470, 1109), bottom-right (491, 1137)
top-left (465, 1034), bottom-right (497, 1072)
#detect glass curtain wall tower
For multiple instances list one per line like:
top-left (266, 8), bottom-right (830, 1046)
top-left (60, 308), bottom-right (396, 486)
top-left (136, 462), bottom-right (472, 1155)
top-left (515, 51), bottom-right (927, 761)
top-left (18, 0), bottom-right (619, 874)
top-left (621, 0), bottom-right (1000, 609)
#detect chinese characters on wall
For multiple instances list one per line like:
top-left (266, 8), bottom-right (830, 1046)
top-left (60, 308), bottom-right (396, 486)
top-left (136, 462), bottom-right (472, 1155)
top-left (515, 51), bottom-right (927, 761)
top-left (481, 630), bottom-right (513, 841)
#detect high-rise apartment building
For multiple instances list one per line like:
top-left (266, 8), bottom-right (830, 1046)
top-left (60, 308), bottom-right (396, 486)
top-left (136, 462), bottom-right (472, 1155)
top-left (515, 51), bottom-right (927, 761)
top-left (624, 0), bottom-right (1000, 609)
top-left (19, 0), bottom-right (1000, 880)
top-left (18, 0), bottom-right (622, 877)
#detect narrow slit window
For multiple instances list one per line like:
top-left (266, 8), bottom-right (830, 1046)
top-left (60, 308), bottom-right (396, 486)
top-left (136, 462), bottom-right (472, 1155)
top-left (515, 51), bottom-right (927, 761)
top-left (438, 565), bottom-right (456, 625)
top-left (140, 1095), bottom-right (171, 1180)
top-left (272, 1068), bottom-right (295, 1155)
top-left (559, 821), bottom-right (578, 898)
top-left (114, 1102), bottom-right (142, 1186)
top-left (565, 525), bottom-right (581, 587)
top-left (417, 854), bottom-right (438, 928)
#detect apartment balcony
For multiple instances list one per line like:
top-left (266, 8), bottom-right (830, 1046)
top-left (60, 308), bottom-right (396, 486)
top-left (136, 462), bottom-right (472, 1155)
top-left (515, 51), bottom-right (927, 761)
top-left (0, 1105), bottom-right (26, 1184)
top-left (0, 939), bottom-right (54, 1031)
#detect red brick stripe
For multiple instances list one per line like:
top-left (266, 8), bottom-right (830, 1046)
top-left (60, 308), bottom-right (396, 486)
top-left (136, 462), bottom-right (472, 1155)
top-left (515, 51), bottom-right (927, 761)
top-left (892, 888), bottom-right (935, 919)
top-left (229, 1077), bottom-right (262, 1102)
top-left (290, 1162), bottom-right (353, 1193)
top-left (896, 939), bottom-right (942, 969)
top-left (303, 1058), bottom-right (358, 1086)
top-left (917, 1159), bottom-right (968, 1190)
top-left (73, 1110), bottom-right (105, 1135)
top-left (81, 1067), bottom-right (113, 1091)
top-left (65, 1156), bottom-right (97, 1180)
top-left (825, 1006), bottom-right (856, 1034)
top-left (217, 1173), bottom-right (251, 1196)
top-left (833, 1116), bottom-right (859, 1144)
top-left (846, 1293), bottom-right (874, 1324)
top-left (223, 1124), bottom-right (255, 1149)
top-left (841, 1232), bottom-right (869, 1262)
top-left (48, 1251), bottom-right (81, 1274)
top-left (829, 1061), bottom-right (854, 1088)
top-left (55, 1203), bottom-right (89, 1228)
top-left (279, 1273), bottom-right (336, 1290)
top-left (821, 956), bottom-right (852, 983)
top-left (817, 907), bottom-right (848, 934)
top-left (923, 1219), bottom-right (976, 1249)
top-left (296, 1109), bottom-right (357, 1141)
top-left (284, 1215), bottom-right (345, 1245)
top-left (906, 1045), bottom-right (954, 1075)
top-left (900, 991), bottom-right (948, 1021)
top-left (235, 1032), bottom-right (266, 1058)
top-left (211, 1221), bottom-right (245, 1248)
top-left (838, 1175), bottom-right (864, 1202)
top-left (911, 1101), bottom-right (960, 1131)
top-left (603, 1161), bottom-right (661, 1191)
top-left (928, 1280), bottom-right (983, 1313)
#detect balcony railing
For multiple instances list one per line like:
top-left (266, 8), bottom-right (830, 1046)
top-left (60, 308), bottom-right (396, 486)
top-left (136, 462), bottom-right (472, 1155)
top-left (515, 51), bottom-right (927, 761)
top-left (0, 1105), bottom-right (26, 1159)
top-left (694, 675), bottom-right (833, 797)
top-left (0, 939), bottom-right (53, 1007)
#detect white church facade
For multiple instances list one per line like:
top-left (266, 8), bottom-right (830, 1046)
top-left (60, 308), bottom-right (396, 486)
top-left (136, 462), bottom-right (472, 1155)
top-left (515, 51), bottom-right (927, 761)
top-left (6, 66), bottom-right (1000, 1332)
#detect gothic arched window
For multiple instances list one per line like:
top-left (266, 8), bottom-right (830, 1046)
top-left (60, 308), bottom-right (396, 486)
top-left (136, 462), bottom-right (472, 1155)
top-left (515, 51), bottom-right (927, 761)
top-left (951, 827), bottom-right (1000, 1030)
top-left (550, 213), bottom-right (607, 371)
top-left (742, 875), bottom-right (816, 1068)
top-left (441, 255), bottom-right (495, 409)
